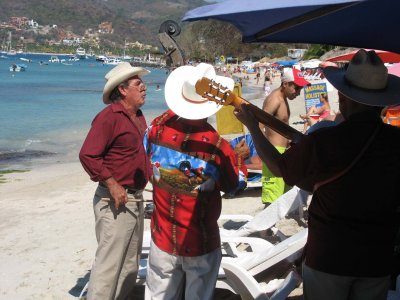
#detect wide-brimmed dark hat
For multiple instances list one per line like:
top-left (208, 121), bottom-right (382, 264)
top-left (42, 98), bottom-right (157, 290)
top-left (323, 49), bottom-right (400, 107)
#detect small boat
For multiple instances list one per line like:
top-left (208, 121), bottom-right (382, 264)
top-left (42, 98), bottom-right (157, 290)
top-left (7, 49), bottom-right (16, 55)
top-left (20, 57), bottom-right (32, 63)
top-left (68, 55), bottom-right (80, 62)
top-left (122, 55), bottom-right (132, 61)
top-left (76, 47), bottom-right (87, 59)
top-left (87, 47), bottom-right (95, 58)
top-left (49, 56), bottom-right (60, 63)
top-left (4, 32), bottom-right (16, 55)
top-left (10, 63), bottom-right (27, 72)
top-left (95, 55), bottom-right (107, 62)
top-left (103, 57), bottom-right (122, 65)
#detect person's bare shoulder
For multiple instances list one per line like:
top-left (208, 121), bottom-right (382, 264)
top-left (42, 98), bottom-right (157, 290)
top-left (262, 88), bottom-right (284, 113)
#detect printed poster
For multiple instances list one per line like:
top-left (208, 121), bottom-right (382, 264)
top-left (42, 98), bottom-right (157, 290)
top-left (303, 83), bottom-right (327, 112)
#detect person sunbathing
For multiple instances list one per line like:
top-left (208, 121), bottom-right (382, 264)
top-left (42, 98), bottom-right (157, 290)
top-left (300, 93), bottom-right (331, 132)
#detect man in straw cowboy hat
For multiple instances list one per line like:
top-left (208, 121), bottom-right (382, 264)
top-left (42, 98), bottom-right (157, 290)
top-left (143, 63), bottom-right (247, 300)
top-left (234, 49), bottom-right (400, 300)
top-left (80, 62), bottom-right (152, 299)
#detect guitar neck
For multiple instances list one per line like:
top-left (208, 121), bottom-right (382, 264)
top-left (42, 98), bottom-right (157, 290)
top-left (193, 77), bottom-right (303, 143)
top-left (233, 95), bottom-right (303, 143)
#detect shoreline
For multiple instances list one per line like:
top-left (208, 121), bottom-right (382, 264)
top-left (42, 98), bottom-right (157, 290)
top-left (19, 52), bottom-right (81, 56)
top-left (0, 70), bottom-right (265, 179)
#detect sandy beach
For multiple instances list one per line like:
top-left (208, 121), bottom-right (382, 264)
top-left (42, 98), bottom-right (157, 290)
top-left (0, 72), bottom-right (332, 299)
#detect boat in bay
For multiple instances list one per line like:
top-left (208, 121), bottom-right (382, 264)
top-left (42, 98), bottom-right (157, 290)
top-left (49, 56), bottom-right (60, 63)
top-left (103, 57), bottom-right (122, 65)
top-left (10, 63), bottom-right (27, 72)
top-left (76, 47), bottom-right (87, 59)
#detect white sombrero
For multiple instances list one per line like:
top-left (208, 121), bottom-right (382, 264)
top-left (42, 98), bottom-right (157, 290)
top-left (103, 62), bottom-right (150, 104)
top-left (165, 63), bottom-right (234, 119)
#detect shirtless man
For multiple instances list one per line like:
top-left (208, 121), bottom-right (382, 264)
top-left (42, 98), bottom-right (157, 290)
top-left (259, 68), bottom-right (310, 206)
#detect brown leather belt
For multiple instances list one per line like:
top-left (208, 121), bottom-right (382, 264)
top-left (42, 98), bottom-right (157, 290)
top-left (127, 189), bottom-right (143, 199)
top-left (98, 182), bottom-right (143, 199)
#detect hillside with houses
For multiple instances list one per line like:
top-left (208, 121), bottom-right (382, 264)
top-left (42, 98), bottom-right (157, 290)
top-left (0, 0), bottom-right (207, 55)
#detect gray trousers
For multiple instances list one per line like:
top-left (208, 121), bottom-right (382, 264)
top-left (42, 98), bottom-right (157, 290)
top-left (303, 263), bottom-right (390, 300)
top-left (145, 240), bottom-right (222, 300)
top-left (87, 185), bottom-right (144, 300)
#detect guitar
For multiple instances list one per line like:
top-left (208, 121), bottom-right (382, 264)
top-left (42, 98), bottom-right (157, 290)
top-left (195, 77), bottom-right (304, 143)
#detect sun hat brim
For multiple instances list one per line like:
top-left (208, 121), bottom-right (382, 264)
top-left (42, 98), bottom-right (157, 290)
top-left (323, 66), bottom-right (400, 107)
top-left (165, 65), bottom-right (234, 119)
top-left (103, 63), bottom-right (150, 104)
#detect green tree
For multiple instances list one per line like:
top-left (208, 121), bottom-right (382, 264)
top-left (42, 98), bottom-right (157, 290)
top-left (303, 44), bottom-right (336, 60)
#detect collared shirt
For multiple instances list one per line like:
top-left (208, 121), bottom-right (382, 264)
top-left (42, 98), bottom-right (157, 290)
top-left (144, 110), bottom-right (244, 256)
top-left (279, 110), bottom-right (400, 277)
top-left (79, 102), bottom-right (151, 189)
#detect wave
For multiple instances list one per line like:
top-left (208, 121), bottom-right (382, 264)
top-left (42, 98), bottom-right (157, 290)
top-left (25, 139), bottom-right (42, 147)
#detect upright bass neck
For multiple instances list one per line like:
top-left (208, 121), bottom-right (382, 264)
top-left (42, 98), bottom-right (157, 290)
top-left (195, 77), bottom-right (304, 143)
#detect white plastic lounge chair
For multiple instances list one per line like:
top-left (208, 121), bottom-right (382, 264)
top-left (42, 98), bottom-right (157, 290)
top-left (222, 229), bottom-right (307, 278)
top-left (222, 261), bottom-right (301, 300)
top-left (136, 186), bottom-right (308, 297)
top-left (219, 186), bottom-right (308, 239)
top-left (138, 229), bottom-right (308, 296)
top-left (139, 186), bottom-right (307, 264)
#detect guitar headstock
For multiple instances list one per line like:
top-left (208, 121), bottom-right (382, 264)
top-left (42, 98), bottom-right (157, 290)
top-left (195, 77), bottom-right (236, 107)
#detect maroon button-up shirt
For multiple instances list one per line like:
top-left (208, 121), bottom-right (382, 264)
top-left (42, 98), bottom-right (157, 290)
top-left (79, 102), bottom-right (151, 189)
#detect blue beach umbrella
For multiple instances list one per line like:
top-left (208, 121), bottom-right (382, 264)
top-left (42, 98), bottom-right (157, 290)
top-left (183, 0), bottom-right (400, 53)
top-left (273, 60), bottom-right (299, 67)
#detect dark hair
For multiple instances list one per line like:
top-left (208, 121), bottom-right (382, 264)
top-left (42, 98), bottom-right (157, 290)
top-left (108, 80), bottom-right (129, 103)
top-left (320, 93), bottom-right (328, 102)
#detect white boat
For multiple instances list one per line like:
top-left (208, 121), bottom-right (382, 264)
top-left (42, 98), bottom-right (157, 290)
top-left (5, 32), bottom-right (16, 55)
top-left (122, 55), bottom-right (132, 61)
top-left (20, 57), bottom-right (32, 62)
top-left (122, 40), bottom-right (132, 61)
top-left (68, 55), bottom-right (79, 62)
top-left (76, 47), bottom-right (86, 59)
top-left (95, 55), bottom-right (107, 62)
top-left (87, 47), bottom-right (95, 58)
top-left (49, 56), bottom-right (60, 63)
top-left (0, 38), bottom-right (6, 54)
top-left (10, 63), bottom-right (27, 72)
top-left (7, 49), bottom-right (16, 55)
top-left (103, 57), bottom-right (122, 65)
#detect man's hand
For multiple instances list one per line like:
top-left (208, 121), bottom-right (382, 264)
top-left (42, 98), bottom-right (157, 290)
top-left (105, 177), bottom-right (128, 209)
top-left (234, 139), bottom-right (250, 159)
top-left (234, 104), bottom-right (259, 131)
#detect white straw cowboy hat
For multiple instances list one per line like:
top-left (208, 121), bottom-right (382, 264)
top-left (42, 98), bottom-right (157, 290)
top-left (103, 62), bottom-right (150, 104)
top-left (323, 49), bottom-right (400, 107)
top-left (165, 63), bottom-right (234, 119)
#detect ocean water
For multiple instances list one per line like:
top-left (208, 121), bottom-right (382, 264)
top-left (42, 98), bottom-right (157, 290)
top-left (0, 53), bottom-right (169, 170)
top-left (0, 53), bottom-right (264, 171)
